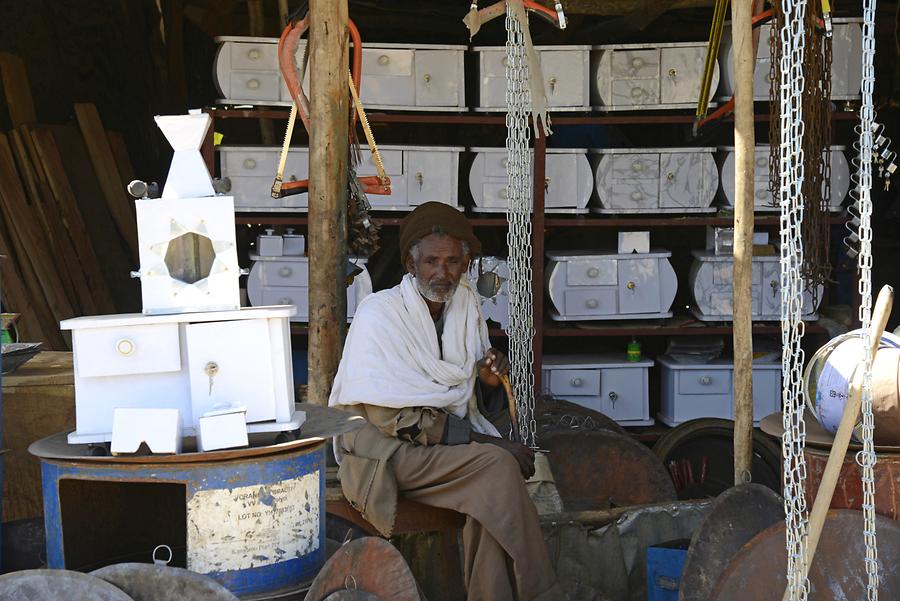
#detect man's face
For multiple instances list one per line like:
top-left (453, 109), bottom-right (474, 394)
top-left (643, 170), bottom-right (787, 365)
top-left (405, 233), bottom-right (469, 304)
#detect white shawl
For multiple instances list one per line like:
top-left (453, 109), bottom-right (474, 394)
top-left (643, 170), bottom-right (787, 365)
top-left (329, 273), bottom-right (501, 438)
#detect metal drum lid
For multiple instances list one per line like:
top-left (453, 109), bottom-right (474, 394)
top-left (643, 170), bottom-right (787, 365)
top-left (0, 569), bottom-right (134, 601)
top-left (91, 563), bottom-right (239, 601)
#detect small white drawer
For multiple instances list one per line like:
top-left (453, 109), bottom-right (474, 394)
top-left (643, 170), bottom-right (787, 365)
top-left (480, 50), bottom-right (508, 78)
top-left (414, 50), bottom-right (462, 107)
top-left (611, 79), bottom-right (659, 105)
top-left (611, 49), bottom-right (659, 78)
top-left (261, 260), bottom-right (309, 287)
top-left (355, 148), bottom-right (404, 176)
top-left (549, 369), bottom-right (601, 396)
top-left (678, 370), bottom-right (732, 395)
top-left (229, 42), bottom-right (278, 71)
top-left (262, 286), bottom-right (310, 316)
top-left (564, 288), bottom-right (617, 316)
top-left (566, 259), bottom-right (617, 286)
top-left (229, 71), bottom-right (280, 101)
top-left (362, 48), bottom-right (413, 77)
top-left (223, 149), bottom-right (276, 176)
top-left (228, 176), bottom-right (287, 210)
top-left (74, 323), bottom-right (181, 378)
top-left (611, 154), bottom-right (660, 180)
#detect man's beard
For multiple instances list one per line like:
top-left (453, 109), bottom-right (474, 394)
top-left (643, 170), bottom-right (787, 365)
top-left (415, 276), bottom-right (459, 303)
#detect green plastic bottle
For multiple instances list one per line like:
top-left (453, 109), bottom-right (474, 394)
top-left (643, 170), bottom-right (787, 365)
top-left (626, 337), bottom-right (642, 362)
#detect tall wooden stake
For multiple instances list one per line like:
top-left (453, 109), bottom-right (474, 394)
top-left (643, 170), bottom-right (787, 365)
top-left (307, 0), bottom-right (349, 406)
top-left (732, 0), bottom-right (756, 484)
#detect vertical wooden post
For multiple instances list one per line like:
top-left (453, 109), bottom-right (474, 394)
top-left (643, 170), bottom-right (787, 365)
top-left (307, 0), bottom-right (349, 407)
top-left (731, 0), bottom-right (756, 484)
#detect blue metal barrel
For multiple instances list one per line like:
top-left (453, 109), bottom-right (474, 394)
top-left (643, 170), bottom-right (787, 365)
top-left (39, 442), bottom-right (325, 597)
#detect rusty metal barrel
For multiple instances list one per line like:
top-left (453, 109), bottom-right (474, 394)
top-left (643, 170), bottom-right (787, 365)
top-left (802, 444), bottom-right (900, 520)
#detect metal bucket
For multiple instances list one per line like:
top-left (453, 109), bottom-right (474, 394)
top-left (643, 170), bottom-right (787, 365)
top-left (39, 442), bottom-right (325, 597)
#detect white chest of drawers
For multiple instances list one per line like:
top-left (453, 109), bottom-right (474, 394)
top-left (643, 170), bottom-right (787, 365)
top-left (473, 45), bottom-right (591, 111)
top-left (546, 250), bottom-right (678, 321)
top-left (542, 354), bottom-right (654, 426)
top-left (591, 42), bottom-right (718, 111)
top-left (658, 355), bottom-right (782, 426)
top-left (718, 18), bottom-right (862, 101)
top-left (718, 145), bottom-right (849, 212)
top-left (591, 147), bottom-right (719, 213)
top-left (60, 307), bottom-right (302, 445)
top-left (215, 37), bottom-right (466, 110)
top-left (218, 144), bottom-right (463, 212)
top-left (469, 147), bottom-right (593, 213)
top-left (247, 256), bottom-right (372, 322)
top-left (689, 250), bottom-right (822, 321)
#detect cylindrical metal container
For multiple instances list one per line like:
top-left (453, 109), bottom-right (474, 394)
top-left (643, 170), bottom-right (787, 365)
top-left (803, 445), bottom-right (900, 521)
top-left (38, 442), bottom-right (325, 597)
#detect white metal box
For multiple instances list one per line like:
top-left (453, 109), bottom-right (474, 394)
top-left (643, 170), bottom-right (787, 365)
top-left (717, 18), bottom-right (862, 101)
top-left (474, 45), bottom-right (591, 111)
top-left (657, 355), bottom-right (782, 426)
top-left (688, 250), bottom-right (822, 321)
top-left (718, 145), bottom-right (849, 212)
top-left (218, 144), bottom-right (463, 212)
top-left (542, 354), bottom-right (654, 426)
top-left (469, 147), bottom-right (593, 213)
top-left (546, 250), bottom-right (678, 321)
top-left (591, 147), bottom-right (718, 213)
top-left (61, 307), bottom-right (303, 445)
top-left (591, 42), bottom-right (718, 111)
top-left (247, 256), bottom-right (372, 323)
top-left (214, 37), bottom-right (466, 110)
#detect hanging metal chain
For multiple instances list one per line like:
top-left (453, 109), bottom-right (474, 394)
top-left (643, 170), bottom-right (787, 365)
top-left (777, 0), bottom-right (811, 598)
top-left (857, 0), bottom-right (880, 596)
top-left (505, 5), bottom-right (537, 448)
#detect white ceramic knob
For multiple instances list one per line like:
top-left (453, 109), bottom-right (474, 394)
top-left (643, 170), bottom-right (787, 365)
top-left (631, 161), bottom-right (644, 172)
top-left (631, 86), bottom-right (643, 98)
top-left (499, 188), bottom-right (508, 199)
top-left (246, 78), bottom-right (260, 90)
top-left (586, 298), bottom-right (599, 309)
top-left (631, 190), bottom-right (642, 201)
top-left (116, 339), bottom-right (135, 356)
top-left (243, 158), bottom-right (257, 169)
top-left (501, 158), bottom-right (508, 168)
top-left (570, 377), bottom-right (583, 387)
top-left (756, 157), bottom-right (768, 168)
top-left (755, 189), bottom-right (768, 200)
top-left (587, 267), bottom-right (600, 278)
top-left (278, 266), bottom-right (293, 277)
top-left (699, 375), bottom-right (712, 385)
top-left (631, 57), bottom-right (644, 68)
top-left (247, 48), bottom-right (260, 60)
top-left (378, 54), bottom-right (390, 66)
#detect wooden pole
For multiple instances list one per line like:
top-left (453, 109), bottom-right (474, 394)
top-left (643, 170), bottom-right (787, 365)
top-left (731, 0), bottom-right (756, 484)
top-left (782, 285), bottom-right (894, 600)
top-left (307, 0), bottom-right (349, 407)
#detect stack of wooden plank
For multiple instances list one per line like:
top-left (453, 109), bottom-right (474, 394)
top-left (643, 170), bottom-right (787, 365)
top-left (0, 53), bottom-right (139, 349)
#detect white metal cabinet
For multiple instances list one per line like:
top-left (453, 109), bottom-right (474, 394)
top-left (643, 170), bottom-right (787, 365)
top-left (542, 355), bottom-right (654, 426)
top-left (214, 37), bottom-right (466, 110)
top-left (591, 148), bottom-right (718, 213)
top-left (469, 147), bottom-right (593, 213)
top-left (592, 42), bottom-right (718, 111)
top-left (718, 18), bottom-right (862, 101)
top-left (247, 255), bottom-right (372, 322)
top-left (658, 355), bottom-right (782, 426)
top-left (719, 145), bottom-right (850, 212)
top-left (61, 307), bottom-right (302, 444)
top-left (689, 250), bottom-right (822, 321)
top-left (546, 250), bottom-right (678, 320)
top-left (219, 144), bottom-right (462, 212)
top-left (474, 46), bottom-right (591, 111)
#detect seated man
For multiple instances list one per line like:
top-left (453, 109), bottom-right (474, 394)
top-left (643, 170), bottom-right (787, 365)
top-left (330, 202), bottom-right (564, 601)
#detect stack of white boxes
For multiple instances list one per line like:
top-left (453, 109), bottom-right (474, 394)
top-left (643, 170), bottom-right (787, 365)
top-left (61, 113), bottom-right (304, 454)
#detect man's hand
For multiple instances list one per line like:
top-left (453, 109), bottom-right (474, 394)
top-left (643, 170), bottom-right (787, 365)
top-left (477, 348), bottom-right (510, 389)
top-left (471, 432), bottom-right (535, 479)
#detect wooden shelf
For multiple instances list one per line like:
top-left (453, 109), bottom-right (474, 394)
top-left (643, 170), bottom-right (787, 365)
top-left (542, 316), bottom-right (829, 337)
top-left (291, 323), bottom-right (506, 338)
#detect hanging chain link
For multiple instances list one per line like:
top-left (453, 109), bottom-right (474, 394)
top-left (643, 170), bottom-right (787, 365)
top-left (505, 6), bottom-right (537, 448)
top-left (778, 0), bottom-right (811, 598)
top-left (857, 0), bottom-right (880, 596)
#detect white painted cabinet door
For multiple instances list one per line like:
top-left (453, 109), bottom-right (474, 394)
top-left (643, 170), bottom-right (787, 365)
top-left (600, 369), bottom-right (645, 421)
top-left (617, 258), bottom-right (661, 313)
top-left (660, 47), bottom-right (706, 104)
top-left (760, 262), bottom-right (782, 316)
top-left (186, 320), bottom-right (275, 425)
top-left (540, 50), bottom-right (583, 107)
top-left (659, 152), bottom-right (709, 209)
top-left (544, 154), bottom-right (577, 208)
top-left (414, 51), bottom-right (459, 107)
top-left (407, 151), bottom-right (454, 206)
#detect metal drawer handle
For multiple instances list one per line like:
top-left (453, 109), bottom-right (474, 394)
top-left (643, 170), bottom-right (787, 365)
top-left (631, 86), bottom-right (644, 98)
top-left (415, 172), bottom-right (424, 189)
top-left (585, 298), bottom-right (599, 309)
top-left (631, 161), bottom-right (644, 172)
top-left (609, 391), bottom-right (618, 403)
top-left (423, 73), bottom-right (431, 84)
top-left (570, 377), bottom-right (583, 387)
top-left (626, 281), bottom-right (636, 290)
top-left (631, 57), bottom-right (644, 69)
top-left (544, 176), bottom-right (551, 191)
top-left (246, 78), bottom-right (260, 90)
top-left (116, 339), bottom-right (135, 356)
top-left (549, 76), bottom-right (557, 93)
top-left (243, 158), bottom-right (257, 169)
top-left (631, 190), bottom-right (643, 201)
top-left (699, 375), bottom-right (712, 385)
top-left (666, 172), bottom-right (676, 181)
top-left (587, 267), bottom-right (600, 278)
top-left (278, 266), bottom-right (293, 277)
top-left (378, 54), bottom-right (390, 66)
top-left (668, 67), bottom-right (677, 77)
top-left (247, 48), bottom-right (260, 60)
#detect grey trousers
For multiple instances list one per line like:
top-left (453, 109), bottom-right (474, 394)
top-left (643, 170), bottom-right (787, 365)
top-left (391, 441), bottom-right (566, 601)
